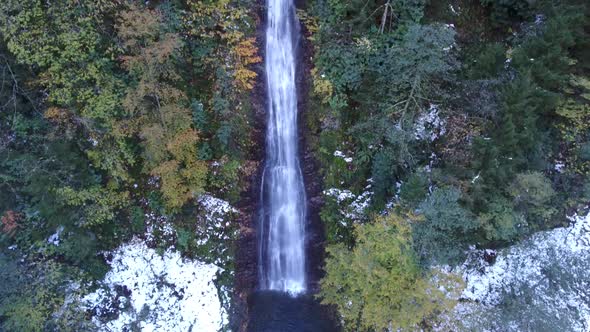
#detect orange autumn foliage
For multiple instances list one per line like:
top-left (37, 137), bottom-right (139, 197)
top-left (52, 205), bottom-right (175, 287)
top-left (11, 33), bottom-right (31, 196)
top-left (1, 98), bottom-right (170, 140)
top-left (185, 0), bottom-right (261, 91)
top-left (1, 210), bottom-right (20, 237)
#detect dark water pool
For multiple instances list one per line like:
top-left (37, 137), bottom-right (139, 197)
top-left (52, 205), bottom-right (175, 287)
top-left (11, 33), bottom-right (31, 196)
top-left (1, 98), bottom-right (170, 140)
top-left (247, 291), bottom-right (339, 332)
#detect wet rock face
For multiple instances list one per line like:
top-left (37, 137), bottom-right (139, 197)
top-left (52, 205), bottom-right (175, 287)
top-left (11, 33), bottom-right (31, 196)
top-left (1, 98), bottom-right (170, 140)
top-left (300, 141), bottom-right (325, 292)
top-left (234, 199), bottom-right (262, 328)
top-left (235, 227), bottom-right (258, 289)
top-left (232, 2), bottom-right (267, 327)
top-left (294, 0), bottom-right (328, 295)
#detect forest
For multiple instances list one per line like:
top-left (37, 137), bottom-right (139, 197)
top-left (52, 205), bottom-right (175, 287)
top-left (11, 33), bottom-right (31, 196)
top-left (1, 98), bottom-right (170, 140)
top-left (0, 0), bottom-right (589, 331)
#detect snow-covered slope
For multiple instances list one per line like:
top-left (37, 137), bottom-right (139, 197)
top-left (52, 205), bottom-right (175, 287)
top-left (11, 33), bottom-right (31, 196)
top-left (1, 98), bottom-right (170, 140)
top-left (437, 213), bottom-right (590, 331)
top-left (84, 240), bottom-right (226, 332)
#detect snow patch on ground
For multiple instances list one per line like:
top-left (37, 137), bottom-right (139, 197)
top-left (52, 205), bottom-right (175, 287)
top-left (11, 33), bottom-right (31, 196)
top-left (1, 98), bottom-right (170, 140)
top-left (198, 194), bottom-right (237, 220)
top-left (47, 226), bottom-right (64, 246)
top-left (324, 182), bottom-right (373, 223)
top-left (460, 213), bottom-right (590, 304)
top-left (436, 213), bottom-right (590, 331)
top-left (415, 104), bottom-right (446, 141)
top-left (324, 188), bottom-right (356, 203)
top-left (143, 212), bottom-right (175, 245)
top-left (554, 160), bottom-right (565, 173)
top-left (83, 240), bottom-right (226, 332)
top-left (334, 150), bottom-right (353, 163)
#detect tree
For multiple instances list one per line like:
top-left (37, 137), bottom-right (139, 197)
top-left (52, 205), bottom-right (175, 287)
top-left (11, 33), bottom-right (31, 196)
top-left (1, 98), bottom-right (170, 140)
top-left (471, 75), bottom-right (556, 195)
top-left (184, 0), bottom-right (260, 155)
top-left (478, 197), bottom-right (521, 242)
top-left (480, 0), bottom-right (532, 26)
top-left (319, 211), bottom-right (460, 331)
top-left (349, 23), bottom-right (457, 202)
top-left (399, 171), bottom-right (429, 208)
top-left (414, 187), bottom-right (479, 265)
top-left (508, 171), bottom-right (556, 228)
top-left (55, 184), bottom-right (130, 227)
top-left (116, 4), bottom-right (208, 210)
top-left (0, 0), bottom-right (133, 181)
top-left (512, 7), bottom-right (585, 92)
top-left (555, 87), bottom-right (590, 177)
top-left (469, 43), bottom-right (506, 79)
top-left (0, 253), bottom-right (66, 332)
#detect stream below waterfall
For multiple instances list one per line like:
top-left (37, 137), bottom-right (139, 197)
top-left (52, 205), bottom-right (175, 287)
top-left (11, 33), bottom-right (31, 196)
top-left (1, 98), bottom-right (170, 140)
top-left (248, 291), bottom-right (338, 332)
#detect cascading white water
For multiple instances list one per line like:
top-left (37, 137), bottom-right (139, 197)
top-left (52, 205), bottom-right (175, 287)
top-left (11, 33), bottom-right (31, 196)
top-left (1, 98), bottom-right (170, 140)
top-left (259, 0), bottom-right (306, 294)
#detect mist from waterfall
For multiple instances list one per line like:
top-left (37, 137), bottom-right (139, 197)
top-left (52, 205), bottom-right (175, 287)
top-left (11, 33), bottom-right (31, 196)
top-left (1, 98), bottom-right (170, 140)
top-left (258, 0), bottom-right (307, 295)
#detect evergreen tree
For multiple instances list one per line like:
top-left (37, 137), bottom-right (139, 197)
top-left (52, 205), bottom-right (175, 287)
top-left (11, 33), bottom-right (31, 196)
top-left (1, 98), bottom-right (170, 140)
top-left (414, 187), bottom-right (479, 265)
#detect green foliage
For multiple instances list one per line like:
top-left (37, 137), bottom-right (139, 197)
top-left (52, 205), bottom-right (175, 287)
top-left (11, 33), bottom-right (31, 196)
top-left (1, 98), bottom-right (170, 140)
top-left (56, 233), bottom-right (109, 278)
top-left (0, 0), bottom-right (588, 329)
top-left (116, 4), bottom-right (209, 210)
top-left (371, 149), bottom-right (398, 203)
top-left (0, 44), bottom-right (118, 282)
top-left (465, 5), bottom-right (587, 244)
top-left (320, 196), bottom-right (356, 246)
top-left (0, 0), bottom-right (260, 327)
top-left (399, 171), bottom-right (429, 207)
top-left (480, 0), bottom-right (532, 26)
top-left (469, 43), bottom-right (506, 79)
top-left (184, 0), bottom-right (259, 158)
top-left (0, 252), bottom-right (66, 332)
top-left (508, 171), bottom-right (556, 227)
top-left (310, 0), bottom-right (460, 225)
top-left (578, 142), bottom-right (590, 161)
top-left (319, 211), bottom-right (460, 331)
top-left (0, 0), bottom-right (133, 181)
top-left (350, 43), bottom-right (453, 193)
top-left (317, 0), bottom-right (424, 34)
top-left (478, 197), bottom-right (521, 242)
top-left (130, 206), bottom-right (146, 234)
top-left (208, 158), bottom-right (241, 203)
top-left (311, 3), bottom-right (590, 331)
top-left (509, 172), bottom-right (554, 205)
top-left (191, 99), bottom-right (208, 131)
top-left (351, 24), bottom-right (457, 202)
top-left (414, 187), bottom-right (478, 264)
top-left (472, 75), bottom-right (556, 190)
top-left (56, 185), bottom-right (130, 227)
top-left (176, 226), bottom-right (194, 254)
top-left (511, 8), bottom-right (586, 91)
top-left (555, 97), bottom-right (590, 176)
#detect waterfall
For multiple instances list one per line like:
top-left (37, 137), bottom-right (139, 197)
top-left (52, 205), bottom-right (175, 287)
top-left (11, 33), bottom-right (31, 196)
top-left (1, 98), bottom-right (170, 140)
top-left (259, 0), bottom-right (307, 295)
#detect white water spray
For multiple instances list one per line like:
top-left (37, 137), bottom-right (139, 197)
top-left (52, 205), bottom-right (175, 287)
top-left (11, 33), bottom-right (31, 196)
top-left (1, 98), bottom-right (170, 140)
top-left (259, 0), bottom-right (306, 294)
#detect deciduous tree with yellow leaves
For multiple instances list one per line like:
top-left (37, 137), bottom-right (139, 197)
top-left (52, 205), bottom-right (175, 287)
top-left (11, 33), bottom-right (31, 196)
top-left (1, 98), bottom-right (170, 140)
top-left (116, 4), bottom-right (207, 210)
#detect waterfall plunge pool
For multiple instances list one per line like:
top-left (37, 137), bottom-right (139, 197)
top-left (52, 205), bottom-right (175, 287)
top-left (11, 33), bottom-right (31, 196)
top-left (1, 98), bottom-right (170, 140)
top-left (247, 291), bottom-right (338, 332)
